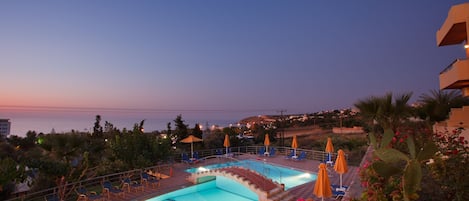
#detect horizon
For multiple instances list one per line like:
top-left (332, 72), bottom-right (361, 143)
top-left (2, 1), bottom-right (468, 135)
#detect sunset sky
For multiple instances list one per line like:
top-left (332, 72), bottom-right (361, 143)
top-left (1, 0), bottom-right (468, 117)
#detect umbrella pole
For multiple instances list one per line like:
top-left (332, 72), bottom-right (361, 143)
top-left (191, 143), bottom-right (194, 158)
top-left (340, 174), bottom-right (343, 188)
top-left (294, 149), bottom-right (296, 156)
top-left (226, 147), bottom-right (228, 156)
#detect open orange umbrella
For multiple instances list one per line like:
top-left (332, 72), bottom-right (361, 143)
top-left (264, 134), bottom-right (270, 154)
top-left (334, 149), bottom-right (348, 191)
top-left (313, 163), bottom-right (332, 201)
top-left (325, 137), bottom-right (334, 164)
top-left (291, 135), bottom-right (298, 156)
top-left (223, 134), bottom-right (230, 155)
top-left (181, 135), bottom-right (203, 158)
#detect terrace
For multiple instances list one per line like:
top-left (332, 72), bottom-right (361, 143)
top-left (7, 146), bottom-right (364, 201)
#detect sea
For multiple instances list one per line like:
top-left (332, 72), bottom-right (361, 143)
top-left (2, 108), bottom-right (265, 137)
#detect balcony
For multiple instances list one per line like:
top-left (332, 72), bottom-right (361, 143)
top-left (436, 3), bottom-right (469, 46)
top-left (439, 59), bottom-right (469, 93)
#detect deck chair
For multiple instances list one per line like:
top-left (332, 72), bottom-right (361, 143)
top-left (193, 152), bottom-right (200, 160)
top-left (44, 194), bottom-right (59, 201)
top-left (181, 153), bottom-right (193, 164)
top-left (123, 177), bottom-right (144, 192)
top-left (142, 172), bottom-right (160, 188)
top-left (258, 147), bottom-right (265, 156)
top-left (285, 149), bottom-right (295, 159)
top-left (331, 184), bottom-right (348, 192)
top-left (293, 151), bottom-right (307, 161)
top-left (332, 186), bottom-right (346, 199)
top-left (226, 147), bottom-right (236, 157)
top-left (76, 186), bottom-right (103, 201)
top-left (102, 181), bottom-right (124, 199)
top-left (215, 149), bottom-right (223, 157)
top-left (326, 153), bottom-right (334, 166)
top-left (268, 147), bottom-right (276, 157)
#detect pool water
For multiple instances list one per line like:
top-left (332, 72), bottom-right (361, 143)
top-left (148, 177), bottom-right (257, 201)
top-left (147, 160), bottom-right (316, 201)
top-left (186, 159), bottom-right (315, 190)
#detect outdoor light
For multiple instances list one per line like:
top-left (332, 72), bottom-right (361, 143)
top-left (464, 44), bottom-right (469, 49)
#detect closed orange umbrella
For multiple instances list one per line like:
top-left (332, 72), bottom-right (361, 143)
top-left (325, 137), bottom-right (334, 153)
top-left (291, 135), bottom-right (298, 156)
top-left (264, 134), bottom-right (270, 153)
top-left (334, 149), bottom-right (348, 191)
top-left (325, 137), bottom-right (334, 164)
top-left (223, 134), bottom-right (230, 155)
top-left (313, 163), bottom-right (332, 201)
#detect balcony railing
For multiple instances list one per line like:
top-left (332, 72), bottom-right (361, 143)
top-left (440, 59), bottom-right (462, 75)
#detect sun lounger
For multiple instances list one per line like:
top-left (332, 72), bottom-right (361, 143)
top-left (215, 149), bottom-right (223, 157)
top-left (44, 194), bottom-right (60, 201)
top-left (258, 147), bottom-right (265, 156)
top-left (226, 147), bottom-right (236, 157)
top-left (76, 186), bottom-right (103, 201)
top-left (326, 153), bottom-right (334, 166)
top-left (285, 149), bottom-right (295, 159)
top-left (102, 181), bottom-right (124, 199)
top-left (331, 184), bottom-right (348, 192)
top-left (293, 151), bottom-right (306, 161)
top-left (181, 153), bottom-right (193, 164)
top-left (268, 147), bottom-right (276, 157)
top-left (142, 172), bottom-right (160, 188)
top-left (193, 152), bottom-right (199, 160)
top-left (332, 185), bottom-right (346, 199)
top-left (123, 177), bottom-right (144, 192)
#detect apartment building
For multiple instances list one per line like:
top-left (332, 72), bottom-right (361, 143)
top-left (0, 119), bottom-right (11, 137)
top-left (435, 3), bottom-right (469, 139)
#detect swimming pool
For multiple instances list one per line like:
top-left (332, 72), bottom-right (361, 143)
top-left (147, 160), bottom-right (316, 201)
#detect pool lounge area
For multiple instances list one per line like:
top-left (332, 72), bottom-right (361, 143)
top-left (114, 152), bottom-right (360, 201)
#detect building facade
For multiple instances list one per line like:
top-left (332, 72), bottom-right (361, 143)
top-left (0, 119), bottom-right (11, 137)
top-left (435, 3), bottom-right (469, 139)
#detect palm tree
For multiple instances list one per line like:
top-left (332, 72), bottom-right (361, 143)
top-left (354, 92), bottom-right (413, 131)
top-left (417, 89), bottom-right (469, 123)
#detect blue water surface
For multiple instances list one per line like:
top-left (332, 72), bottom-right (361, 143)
top-left (147, 160), bottom-right (316, 201)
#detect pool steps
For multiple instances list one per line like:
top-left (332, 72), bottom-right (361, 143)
top-left (187, 167), bottom-right (296, 201)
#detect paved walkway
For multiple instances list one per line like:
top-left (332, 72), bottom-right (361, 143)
top-left (109, 153), bottom-right (359, 201)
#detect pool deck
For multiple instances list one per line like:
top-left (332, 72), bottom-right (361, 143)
top-left (111, 153), bottom-right (359, 201)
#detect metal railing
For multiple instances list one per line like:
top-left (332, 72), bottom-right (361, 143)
top-left (6, 164), bottom-right (172, 201)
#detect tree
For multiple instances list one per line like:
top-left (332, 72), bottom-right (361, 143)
top-left (174, 115), bottom-right (188, 143)
top-left (354, 92), bottom-right (413, 132)
top-left (0, 158), bottom-right (25, 198)
top-left (135, 120), bottom-right (145, 133)
top-left (166, 122), bottom-right (172, 136)
top-left (104, 121), bottom-right (114, 133)
top-left (417, 89), bottom-right (469, 123)
top-left (192, 123), bottom-right (203, 139)
top-left (203, 128), bottom-right (224, 149)
top-left (0, 139), bottom-right (27, 199)
top-left (223, 127), bottom-right (241, 147)
top-left (93, 115), bottom-right (103, 138)
top-left (110, 127), bottom-right (166, 170)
